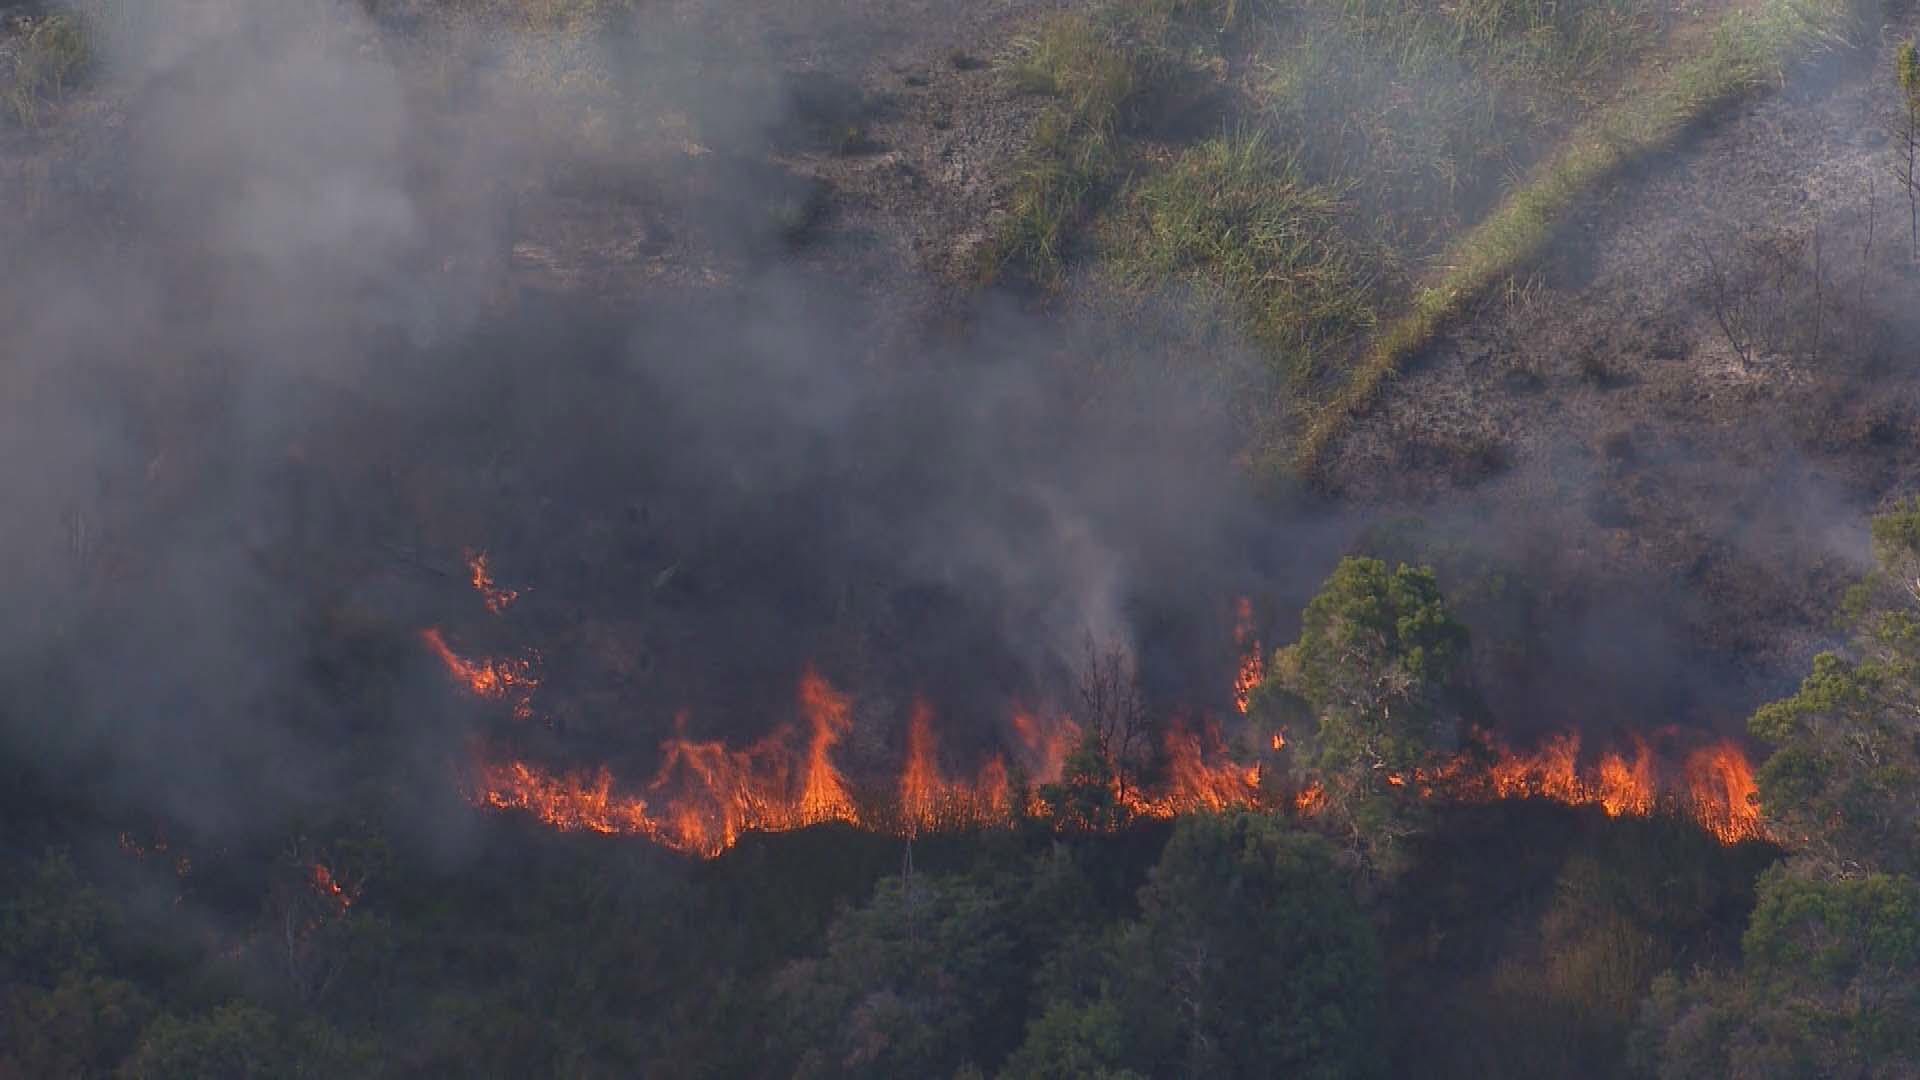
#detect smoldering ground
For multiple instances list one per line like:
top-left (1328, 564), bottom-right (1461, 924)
top-left (0, 0), bottom-right (1340, 848)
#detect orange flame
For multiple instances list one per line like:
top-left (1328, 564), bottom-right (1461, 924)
top-left (471, 712), bottom-right (1766, 856)
top-left (420, 628), bottom-right (538, 702)
top-left (1294, 781), bottom-right (1326, 815)
top-left (1232, 596), bottom-right (1263, 714)
top-left (309, 863), bottom-right (357, 913)
top-left (1011, 706), bottom-right (1078, 784)
top-left (466, 549), bottom-right (519, 615)
top-left (439, 622), bottom-right (1766, 855)
top-left (1433, 731), bottom-right (1762, 842)
top-left (1596, 740), bottom-right (1656, 818)
top-left (796, 668), bottom-right (859, 827)
top-left (1682, 741), bottom-right (1763, 844)
top-left (1123, 720), bottom-right (1263, 817)
top-left (469, 676), bottom-right (1275, 857)
top-left (479, 759), bottom-right (659, 839)
top-left (473, 671), bottom-right (874, 857)
top-left (900, 700), bottom-right (1013, 834)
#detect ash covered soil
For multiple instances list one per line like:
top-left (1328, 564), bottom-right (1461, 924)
top-left (1323, 21), bottom-right (1920, 733)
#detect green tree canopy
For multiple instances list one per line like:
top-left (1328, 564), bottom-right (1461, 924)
top-left (1253, 556), bottom-right (1470, 870)
top-left (1747, 499), bottom-right (1920, 875)
top-left (771, 871), bottom-right (1024, 1079)
top-left (1008, 813), bottom-right (1380, 1079)
top-left (1638, 502), bottom-right (1920, 1079)
top-left (1635, 867), bottom-right (1920, 1079)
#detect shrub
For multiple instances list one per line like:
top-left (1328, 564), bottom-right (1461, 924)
top-left (1104, 131), bottom-right (1375, 386)
top-left (4, 13), bottom-right (91, 127)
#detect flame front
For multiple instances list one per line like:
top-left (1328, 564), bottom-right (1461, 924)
top-left (437, 603), bottom-right (1767, 856)
top-left (1434, 730), bottom-right (1761, 843)
top-left (1125, 721), bottom-right (1263, 817)
top-left (473, 672), bottom-right (878, 857)
top-left (479, 759), bottom-right (659, 837)
top-left (466, 671), bottom-right (1262, 857)
top-left (464, 685), bottom-right (1768, 857)
top-left (900, 701), bottom-right (1013, 834)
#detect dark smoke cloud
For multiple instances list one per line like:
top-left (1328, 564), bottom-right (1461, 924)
top-left (0, 0), bottom-right (1327, 839)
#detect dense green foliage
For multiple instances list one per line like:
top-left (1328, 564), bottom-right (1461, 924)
top-left (1636, 869), bottom-right (1920, 1078)
top-left (1011, 815), bottom-right (1381, 1078)
top-left (1254, 556), bottom-right (1471, 872)
top-left (6, 795), bottom-right (1771, 1079)
top-left (1743, 500), bottom-right (1920, 877)
top-left (1633, 501), bottom-right (1920, 1078)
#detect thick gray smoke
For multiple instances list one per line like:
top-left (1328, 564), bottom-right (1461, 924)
top-left (0, 0), bottom-right (1313, 838)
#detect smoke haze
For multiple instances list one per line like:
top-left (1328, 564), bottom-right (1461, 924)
top-left (0, 0), bottom-right (1326, 841)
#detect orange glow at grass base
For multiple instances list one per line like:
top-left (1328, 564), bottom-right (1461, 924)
top-left (467, 695), bottom-right (1768, 858)
top-left (474, 669), bottom-right (872, 857)
top-left (1434, 730), bottom-right (1763, 844)
top-left (467, 672), bottom-right (1269, 857)
top-left (433, 599), bottom-right (1765, 856)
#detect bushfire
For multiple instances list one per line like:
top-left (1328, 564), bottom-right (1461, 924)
top-left (1429, 730), bottom-right (1763, 844)
top-left (460, 665), bottom-right (1764, 857)
top-left (435, 564), bottom-right (1764, 855)
top-left (420, 627), bottom-right (539, 721)
top-left (470, 682), bottom-right (1264, 857)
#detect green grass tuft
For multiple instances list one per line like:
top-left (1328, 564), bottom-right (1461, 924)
top-left (981, 15), bottom-right (1172, 285)
top-left (1104, 131), bottom-right (1375, 386)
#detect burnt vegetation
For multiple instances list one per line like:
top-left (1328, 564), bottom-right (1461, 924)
top-left (4, 0), bottom-right (1920, 1077)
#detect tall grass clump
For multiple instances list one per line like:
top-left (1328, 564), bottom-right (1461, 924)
top-left (984, 16), bottom-right (1167, 285)
top-left (983, 0), bottom-right (1282, 286)
top-left (1106, 131), bottom-right (1375, 386)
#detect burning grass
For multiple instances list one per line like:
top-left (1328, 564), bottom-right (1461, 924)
top-left (1434, 730), bottom-right (1764, 844)
top-left (454, 652), bottom-right (1764, 856)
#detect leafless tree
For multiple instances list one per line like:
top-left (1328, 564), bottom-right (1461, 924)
top-left (1076, 634), bottom-right (1152, 803)
top-left (1894, 42), bottom-right (1920, 260)
top-left (1693, 232), bottom-right (1762, 365)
